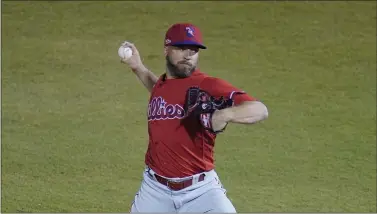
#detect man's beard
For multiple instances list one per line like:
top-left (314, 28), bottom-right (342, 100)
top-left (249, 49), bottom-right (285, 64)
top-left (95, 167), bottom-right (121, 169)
top-left (166, 56), bottom-right (196, 79)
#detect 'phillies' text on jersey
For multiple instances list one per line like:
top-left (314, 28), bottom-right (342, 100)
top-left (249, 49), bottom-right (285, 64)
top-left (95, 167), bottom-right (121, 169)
top-left (148, 96), bottom-right (185, 121)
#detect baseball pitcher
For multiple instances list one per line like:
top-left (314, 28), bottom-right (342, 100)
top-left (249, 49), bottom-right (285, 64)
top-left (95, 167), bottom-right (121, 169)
top-left (120, 23), bottom-right (269, 213)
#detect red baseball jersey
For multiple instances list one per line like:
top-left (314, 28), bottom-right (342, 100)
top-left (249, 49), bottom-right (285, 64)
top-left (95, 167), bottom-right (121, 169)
top-left (144, 69), bottom-right (257, 178)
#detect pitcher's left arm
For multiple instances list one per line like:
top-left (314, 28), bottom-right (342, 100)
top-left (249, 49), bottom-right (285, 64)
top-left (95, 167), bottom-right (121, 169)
top-left (199, 77), bottom-right (268, 132)
top-left (211, 100), bottom-right (268, 131)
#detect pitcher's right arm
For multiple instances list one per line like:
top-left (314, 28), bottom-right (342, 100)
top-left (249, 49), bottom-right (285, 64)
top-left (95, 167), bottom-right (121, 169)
top-left (119, 42), bottom-right (159, 92)
top-left (131, 65), bottom-right (158, 92)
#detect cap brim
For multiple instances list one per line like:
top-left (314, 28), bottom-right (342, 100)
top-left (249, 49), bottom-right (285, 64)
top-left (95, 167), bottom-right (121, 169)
top-left (170, 41), bottom-right (207, 49)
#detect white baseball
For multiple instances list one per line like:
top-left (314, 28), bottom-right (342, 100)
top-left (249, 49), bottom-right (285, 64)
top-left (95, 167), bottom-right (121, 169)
top-left (118, 42), bottom-right (133, 60)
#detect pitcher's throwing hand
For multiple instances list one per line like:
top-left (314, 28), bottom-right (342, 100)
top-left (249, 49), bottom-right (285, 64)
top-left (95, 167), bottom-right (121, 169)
top-left (119, 41), bottom-right (144, 71)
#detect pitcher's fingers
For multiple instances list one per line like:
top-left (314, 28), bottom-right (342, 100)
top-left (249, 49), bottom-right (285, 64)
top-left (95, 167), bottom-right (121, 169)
top-left (121, 41), bottom-right (132, 46)
top-left (127, 43), bottom-right (139, 55)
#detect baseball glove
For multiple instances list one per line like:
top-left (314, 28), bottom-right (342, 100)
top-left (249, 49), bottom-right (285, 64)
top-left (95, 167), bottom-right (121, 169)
top-left (184, 86), bottom-right (234, 133)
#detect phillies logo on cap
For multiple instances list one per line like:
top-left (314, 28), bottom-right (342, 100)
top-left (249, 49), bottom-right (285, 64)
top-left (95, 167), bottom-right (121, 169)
top-left (185, 27), bottom-right (194, 38)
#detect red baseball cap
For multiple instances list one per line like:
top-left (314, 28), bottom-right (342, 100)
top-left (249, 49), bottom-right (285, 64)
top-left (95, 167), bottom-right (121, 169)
top-left (164, 23), bottom-right (207, 49)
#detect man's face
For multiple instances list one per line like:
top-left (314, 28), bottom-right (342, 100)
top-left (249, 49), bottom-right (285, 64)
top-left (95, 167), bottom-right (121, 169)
top-left (165, 45), bottom-right (200, 78)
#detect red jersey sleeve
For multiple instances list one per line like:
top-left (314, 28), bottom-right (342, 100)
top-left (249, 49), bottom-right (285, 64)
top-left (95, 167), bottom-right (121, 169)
top-left (199, 77), bottom-right (258, 105)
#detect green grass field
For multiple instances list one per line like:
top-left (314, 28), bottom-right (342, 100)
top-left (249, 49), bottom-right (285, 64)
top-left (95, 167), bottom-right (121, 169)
top-left (2, 1), bottom-right (376, 213)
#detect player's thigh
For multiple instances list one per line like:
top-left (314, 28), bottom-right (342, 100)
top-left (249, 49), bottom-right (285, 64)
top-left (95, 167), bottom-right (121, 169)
top-left (130, 175), bottom-right (176, 213)
top-left (180, 188), bottom-right (237, 213)
top-left (130, 186), bottom-right (175, 213)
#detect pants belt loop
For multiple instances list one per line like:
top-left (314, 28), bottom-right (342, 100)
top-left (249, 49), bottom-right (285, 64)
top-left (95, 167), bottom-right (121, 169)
top-left (146, 166), bottom-right (156, 180)
top-left (192, 174), bottom-right (199, 184)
